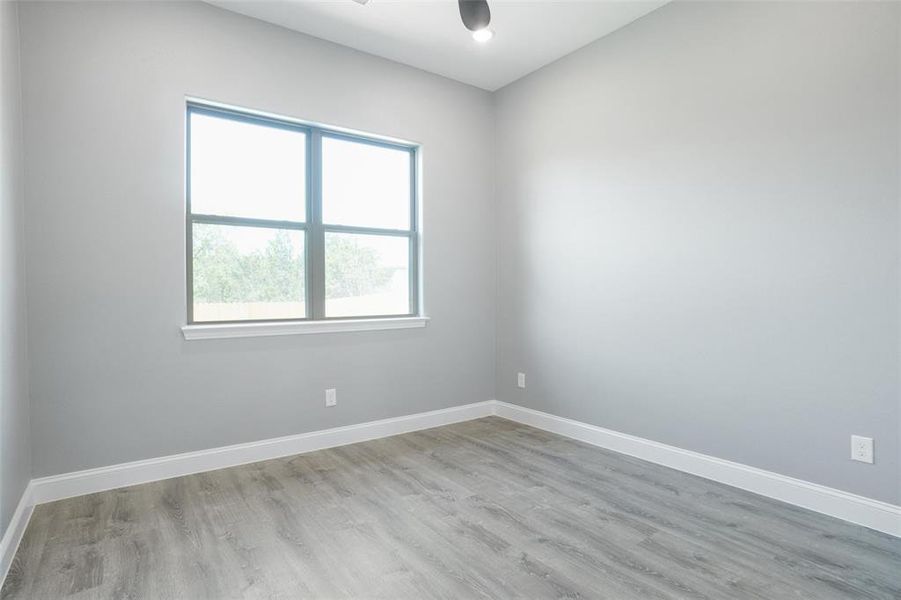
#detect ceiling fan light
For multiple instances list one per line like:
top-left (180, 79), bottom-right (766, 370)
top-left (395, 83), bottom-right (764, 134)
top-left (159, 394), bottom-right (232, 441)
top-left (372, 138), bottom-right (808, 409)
top-left (472, 28), bottom-right (494, 43)
top-left (459, 0), bottom-right (491, 32)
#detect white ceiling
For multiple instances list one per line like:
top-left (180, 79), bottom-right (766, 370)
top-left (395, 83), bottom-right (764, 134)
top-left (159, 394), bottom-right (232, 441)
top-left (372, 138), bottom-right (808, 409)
top-left (207, 1), bottom-right (669, 91)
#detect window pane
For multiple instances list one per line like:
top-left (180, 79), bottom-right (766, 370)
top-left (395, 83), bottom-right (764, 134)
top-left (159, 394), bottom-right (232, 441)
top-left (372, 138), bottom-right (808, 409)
top-left (325, 233), bottom-right (410, 317)
top-left (192, 223), bottom-right (305, 322)
top-left (190, 112), bottom-right (306, 222)
top-left (322, 137), bottom-right (411, 230)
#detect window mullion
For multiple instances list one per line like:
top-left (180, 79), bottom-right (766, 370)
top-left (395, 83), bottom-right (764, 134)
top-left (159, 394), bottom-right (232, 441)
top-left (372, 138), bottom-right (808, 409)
top-left (409, 147), bottom-right (418, 316)
top-left (321, 224), bottom-right (413, 237)
top-left (191, 214), bottom-right (307, 230)
top-left (309, 129), bottom-right (326, 320)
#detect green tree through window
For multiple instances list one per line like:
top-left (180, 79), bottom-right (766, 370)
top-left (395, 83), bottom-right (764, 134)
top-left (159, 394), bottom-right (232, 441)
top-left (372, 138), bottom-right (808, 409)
top-left (325, 234), bottom-right (393, 299)
top-left (193, 226), bottom-right (393, 304)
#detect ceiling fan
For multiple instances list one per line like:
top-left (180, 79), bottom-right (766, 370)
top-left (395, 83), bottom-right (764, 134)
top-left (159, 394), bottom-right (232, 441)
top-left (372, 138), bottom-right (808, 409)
top-left (458, 0), bottom-right (494, 41)
top-left (350, 0), bottom-right (494, 42)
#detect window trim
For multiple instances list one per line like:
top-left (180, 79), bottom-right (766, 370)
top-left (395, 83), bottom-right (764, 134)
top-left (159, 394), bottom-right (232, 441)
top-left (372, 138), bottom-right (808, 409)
top-left (181, 316), bottom-right (430, 340)
top-left (185, 101), bottom-right (421, 330)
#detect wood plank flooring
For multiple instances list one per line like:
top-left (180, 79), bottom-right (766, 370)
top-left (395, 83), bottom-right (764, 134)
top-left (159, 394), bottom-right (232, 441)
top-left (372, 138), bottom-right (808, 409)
top-left (3, 417), bottom-right (899, 599)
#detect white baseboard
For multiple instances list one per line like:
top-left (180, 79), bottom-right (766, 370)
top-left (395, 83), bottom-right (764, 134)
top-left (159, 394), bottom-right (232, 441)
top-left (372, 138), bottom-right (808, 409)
top-left (494, 401), bottom-right (901, 538)
top-left (0, 482), bottom-right (34, 588)
top-left (3, 396), bottom-right (897, 588)
top-left (30, 400), bottom-right (495, 505)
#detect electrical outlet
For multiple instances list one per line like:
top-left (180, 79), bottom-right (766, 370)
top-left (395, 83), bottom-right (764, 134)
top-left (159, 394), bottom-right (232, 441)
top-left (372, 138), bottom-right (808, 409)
top-left (517, 372), bottom-right (525, 389)
top-left (325, 388), bottom-right (337, 407)
top-left (851, 435), bottom-right (873, 464)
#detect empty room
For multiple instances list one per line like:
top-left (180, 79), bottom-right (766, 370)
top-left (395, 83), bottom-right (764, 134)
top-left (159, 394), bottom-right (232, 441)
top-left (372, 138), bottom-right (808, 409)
top-left (1, 0), bottom-right (899, 598)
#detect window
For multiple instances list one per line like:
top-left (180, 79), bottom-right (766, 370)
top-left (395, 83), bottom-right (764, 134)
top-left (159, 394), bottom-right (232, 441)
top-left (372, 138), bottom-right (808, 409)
top-left (186, 103), bottom-right (419, 326)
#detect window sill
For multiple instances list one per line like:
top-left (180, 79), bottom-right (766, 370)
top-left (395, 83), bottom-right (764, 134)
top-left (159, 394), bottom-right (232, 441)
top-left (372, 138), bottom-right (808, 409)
top-left (181, 317), bottom-right (429, 340)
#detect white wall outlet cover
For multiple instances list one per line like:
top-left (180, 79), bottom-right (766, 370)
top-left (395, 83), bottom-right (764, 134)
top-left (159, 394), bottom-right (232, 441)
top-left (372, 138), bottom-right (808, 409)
top-left (850, 435), bottom-right (874, 464)
top-left (325, 388), bottom-right (337, 407)
top-left (517, 372), bottom-right (526, 389)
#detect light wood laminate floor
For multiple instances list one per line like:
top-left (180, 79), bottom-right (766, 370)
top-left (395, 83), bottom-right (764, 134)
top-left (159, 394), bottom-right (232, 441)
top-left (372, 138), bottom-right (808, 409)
top-left (3, 417), bottom-right (899, 599)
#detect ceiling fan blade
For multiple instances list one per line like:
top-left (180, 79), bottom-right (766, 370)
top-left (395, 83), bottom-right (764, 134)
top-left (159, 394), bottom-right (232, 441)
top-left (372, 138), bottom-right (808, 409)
top-left (458, 0), bottom-right (491, 32)
top-left (350, 0), bottom-right (370, 5)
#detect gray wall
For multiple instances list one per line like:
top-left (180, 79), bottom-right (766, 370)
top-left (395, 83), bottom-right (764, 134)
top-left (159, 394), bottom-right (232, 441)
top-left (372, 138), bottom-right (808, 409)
top-left (494, 2), bottom-right (900, 504)
top-left (0, 0), bottom-right (31, 534)
top-left (18, 1), bottom-right (496, 477)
